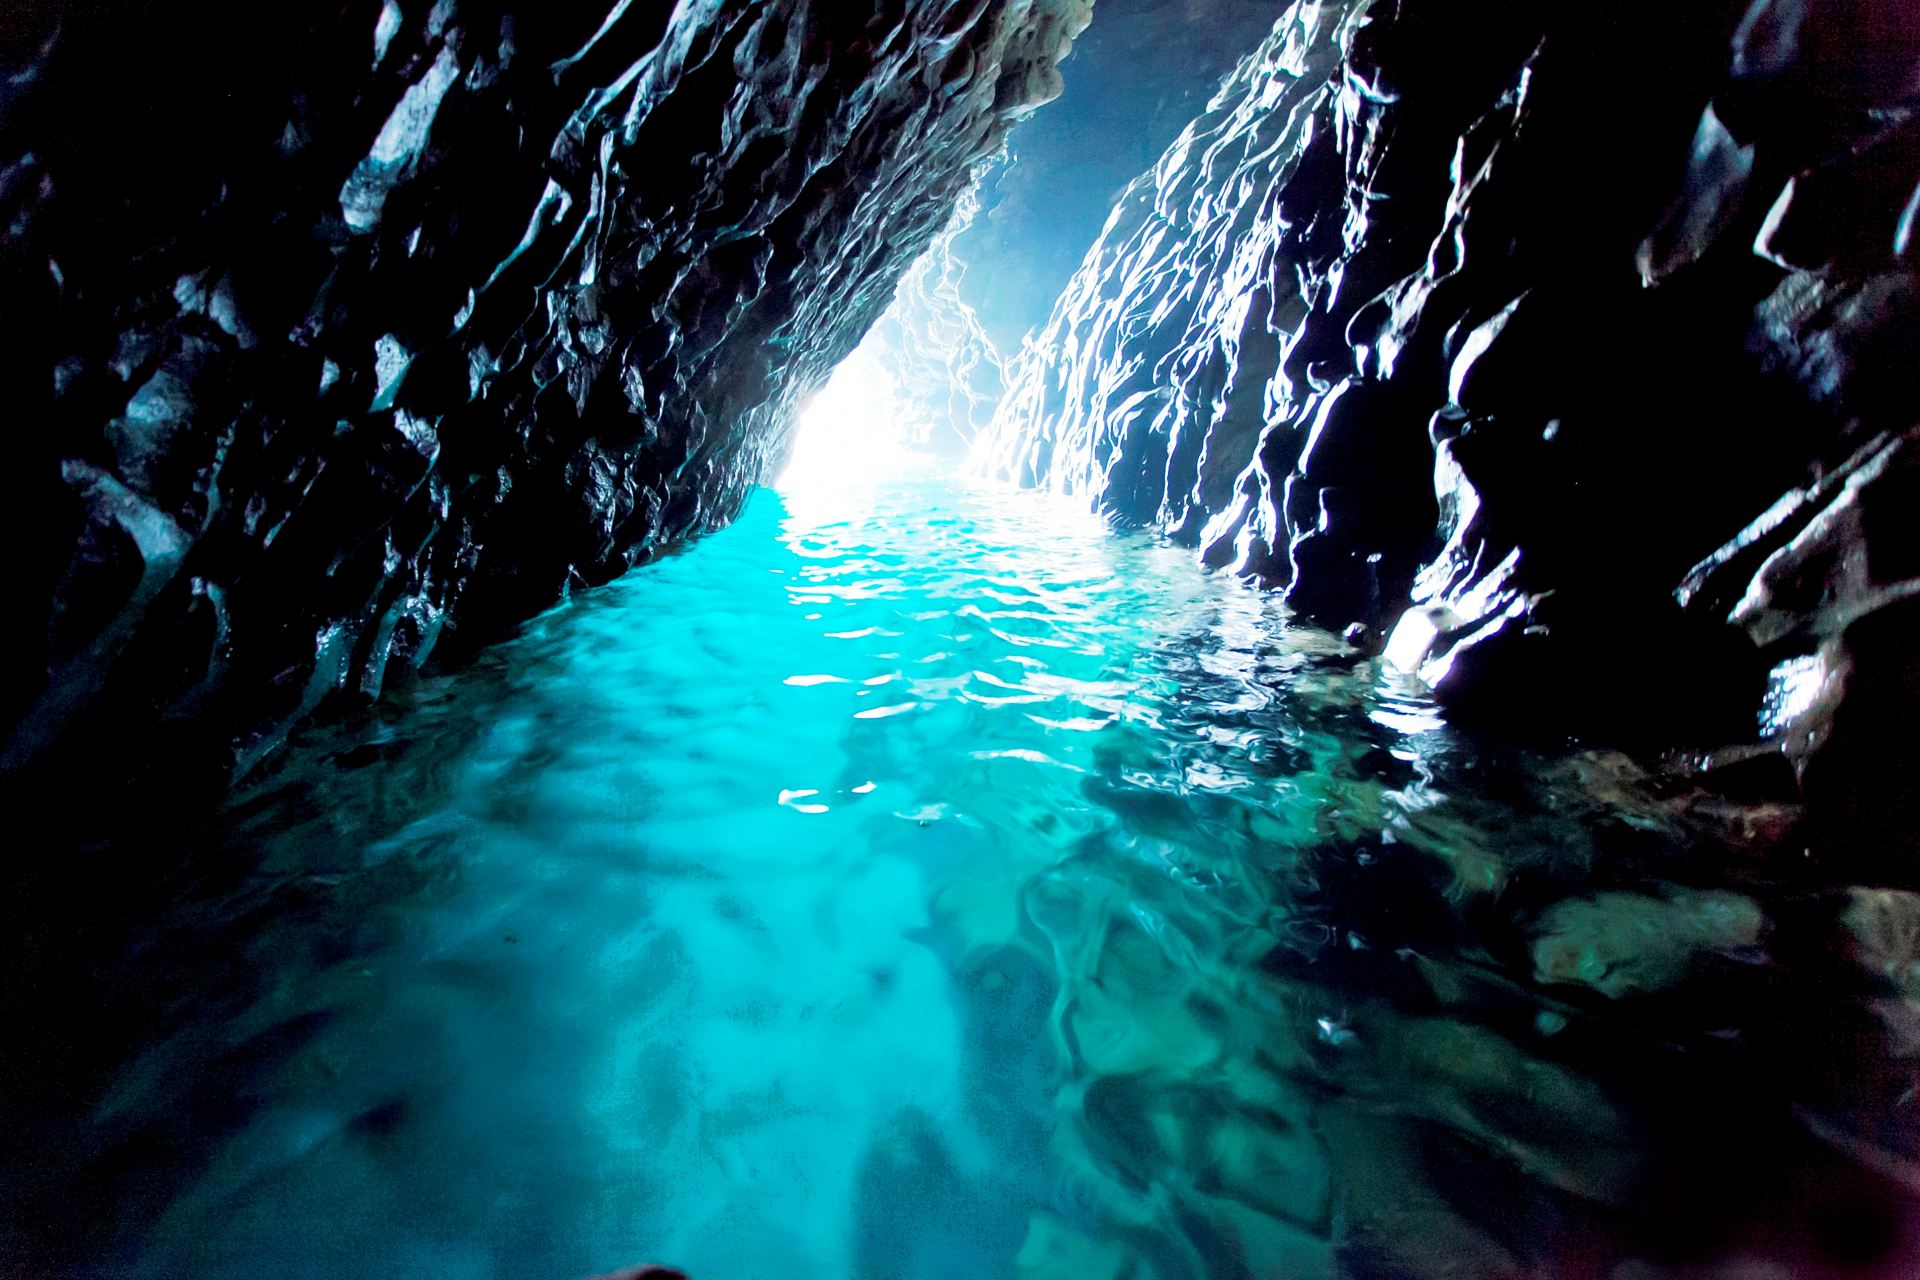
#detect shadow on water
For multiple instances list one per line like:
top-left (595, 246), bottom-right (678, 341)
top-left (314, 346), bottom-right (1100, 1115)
top-left (3, 478), bottom-right (1918, 1279)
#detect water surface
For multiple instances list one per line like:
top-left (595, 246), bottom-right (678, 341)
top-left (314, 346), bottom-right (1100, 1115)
top-left (4, 477), bottom-right (1916, 1279)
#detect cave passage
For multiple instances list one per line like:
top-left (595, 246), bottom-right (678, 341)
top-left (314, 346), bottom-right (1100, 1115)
top-left (776, 333), bottom-right (928, 498)
top-left (4, 453), bottom-right (1916, 1279)
top-left (6, 0), bottom-right (1920, 1274)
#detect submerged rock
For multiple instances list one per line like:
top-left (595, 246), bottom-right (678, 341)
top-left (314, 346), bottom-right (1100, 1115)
top-left (1014, 1212), bottom-right (1133, 1280)
top-left (1531, 888), bottom-right (1766, 999)
top-left (1838, 887), bottom-right (1920, 1002)
top-left (1319, 1103), bottom-right (1528, 1280)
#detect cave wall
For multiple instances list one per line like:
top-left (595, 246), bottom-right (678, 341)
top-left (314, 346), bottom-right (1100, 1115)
top-left (849, 0), bottom-right (1286, 458)
top-left (0, 0), bottom-right (1092, 785)
top-left (982, 0), bottom-right (1920, 822)
top-left (950, 0), bottom-right (1283, 355)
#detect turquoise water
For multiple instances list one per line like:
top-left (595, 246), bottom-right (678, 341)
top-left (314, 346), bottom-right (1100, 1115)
top-left (4, 478), bottom-right (1917, 1278)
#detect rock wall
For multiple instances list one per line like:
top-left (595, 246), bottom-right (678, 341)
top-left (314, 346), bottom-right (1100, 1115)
top-left (983, 0), bottom-right (1920, 802)
top-left (951, 0), bottom-right (1283, 355)
top-left (849, 187), bottom-right (1011, 456)
top-left (0, 0), bottom-right (1092, 785)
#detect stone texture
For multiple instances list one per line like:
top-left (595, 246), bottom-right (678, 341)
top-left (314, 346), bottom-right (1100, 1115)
top-left (1531, 888), bottom-right (1767, 999)
top-left (0, 0), bottom-right (1091, 786)
top-left (951, 0), bottom-right (1285, 356)
top-left (1680, 423), bottom-right (1920, 863)
top-left (982, 0), bottom-right (1920, 830)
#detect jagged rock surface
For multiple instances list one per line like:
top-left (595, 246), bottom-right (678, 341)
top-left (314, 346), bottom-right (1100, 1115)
top-left (983, 0), bottom-right (1920, 792)
top-left (855, 187), bottom-right (1011, 455)
top-left (0, 0), bottom-right (1091, 784)
top-left (951, 0), bottom-right (1284, 355)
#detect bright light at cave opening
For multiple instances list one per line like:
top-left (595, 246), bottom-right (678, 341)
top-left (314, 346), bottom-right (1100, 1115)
top-left (776, 336), bottom-right (924, 495)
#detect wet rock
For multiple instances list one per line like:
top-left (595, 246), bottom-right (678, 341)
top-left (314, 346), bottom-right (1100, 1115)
top-left (1320, 1102), bottom-right (1528, 1280)
top-left (1686, 744), bottom-right (1801, 806)
top-left (983, 0), bottom-right (1920, 780)
top-left (1638, 105), bottom-right (1757, 285)
top-left (1753, 120), bottom-right (1920, 272)
top-left (1059, 1065), bottom-right (1336, 1275)
top-left (979, 1), bottom-right (1376, 538)
top-left (1682, 425), bottom-right (1920, 866)
top-left (1015, 1212), bottom-right (1132, 1280)
top-left (1066, 974), bottom-right (1224, 1077)
top-left (1, 0), bottom-right (1096, 792)
top-left (1531, 889), bottom-right (1767, 1000)
top-left (1390, 1013), bottom-right (1645, 1209)
top-left (1837, 888), bottom-right (1920, 1000)
top-left (952, 0), bottom-right (1285, 357)
top-left (1750, 268), bottom-right (1920, 426)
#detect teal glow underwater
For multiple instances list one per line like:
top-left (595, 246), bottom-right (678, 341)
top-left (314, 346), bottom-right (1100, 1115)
top-left (5, 477), bottom-right (1914, 1279)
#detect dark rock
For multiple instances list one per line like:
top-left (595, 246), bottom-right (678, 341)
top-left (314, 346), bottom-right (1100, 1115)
top-left (1530, 888), bottom-right (1767, 1000)
top-left (1, 0), bottom-right (1093, 789)
top-left (1687, 744), bottom-right (1803, 806)
top-left (952, 0), bottom-right (1285, 357)
top-left (1682, 425), bottom-right (1920, 869)
top-left (984, 0), bottom-right (1920, 801)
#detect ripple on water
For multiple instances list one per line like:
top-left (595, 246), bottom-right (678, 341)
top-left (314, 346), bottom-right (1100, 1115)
top-left (3, 478), bottom-right (1917, 1279)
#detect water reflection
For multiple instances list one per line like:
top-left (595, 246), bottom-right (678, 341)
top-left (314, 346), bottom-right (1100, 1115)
top-left (0, 479), bottom-right (1915, 1279)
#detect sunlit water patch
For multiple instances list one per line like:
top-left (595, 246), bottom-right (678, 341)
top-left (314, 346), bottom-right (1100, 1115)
top-left (4, 479), bottom-right (1918, 1279)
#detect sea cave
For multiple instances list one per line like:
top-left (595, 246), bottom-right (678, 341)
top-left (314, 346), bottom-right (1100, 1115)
top-left (5, 1), bottom-right (1920, 1277)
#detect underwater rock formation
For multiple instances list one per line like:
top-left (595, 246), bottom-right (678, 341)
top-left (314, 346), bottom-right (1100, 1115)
top-left (982, 0), bottom-right (1920, 779)
top-left (0, 0), bottom-right (1091, 784)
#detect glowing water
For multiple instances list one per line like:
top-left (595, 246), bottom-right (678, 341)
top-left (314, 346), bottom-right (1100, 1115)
top-left (6, 479), bottom-right (1915, 1278)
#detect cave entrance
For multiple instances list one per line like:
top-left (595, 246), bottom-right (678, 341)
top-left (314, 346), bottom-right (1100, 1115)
top-left (775, 330), bottom-right (925, 495)
top-left (777, 212), bottom-right (1008, 503)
